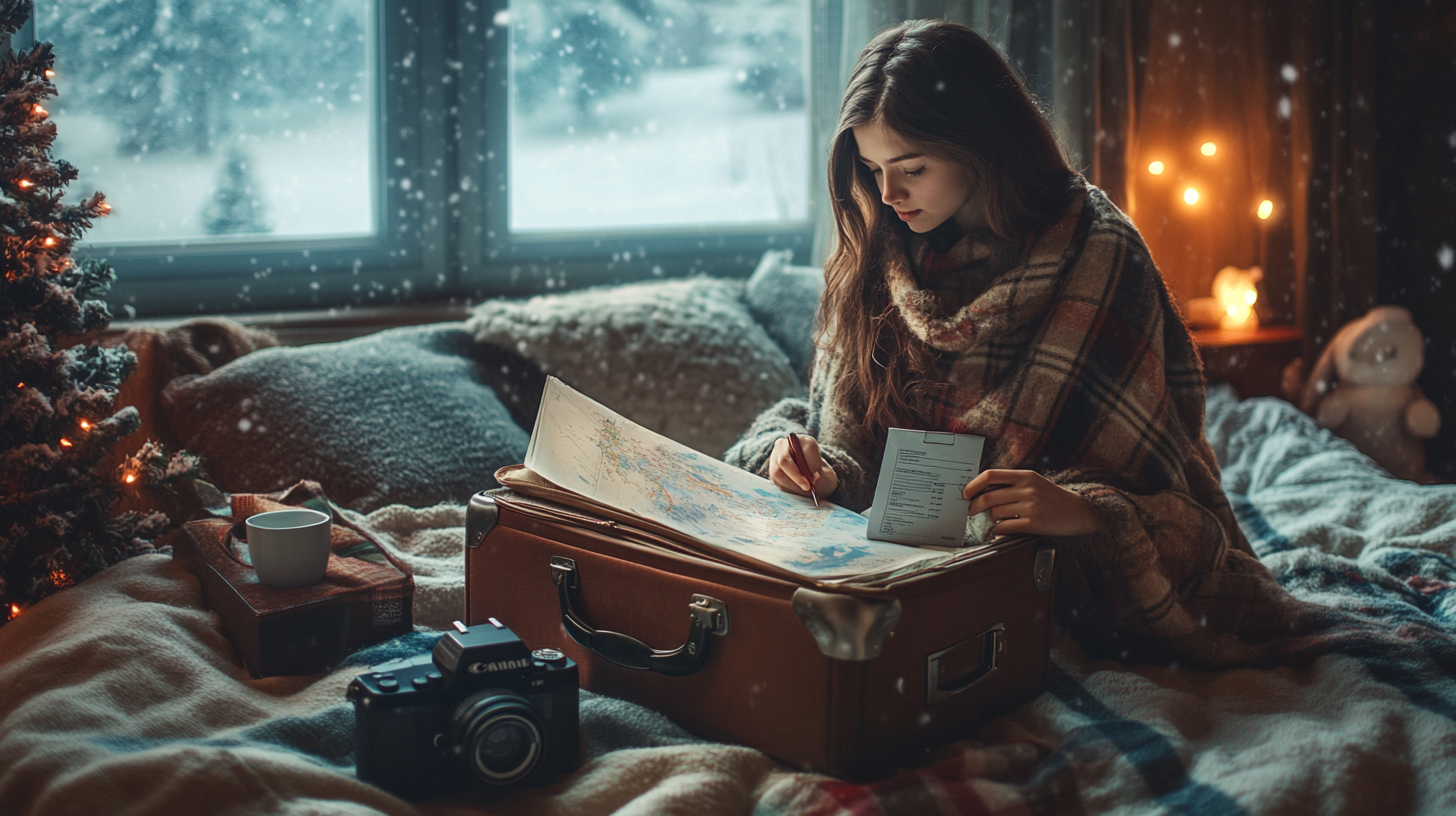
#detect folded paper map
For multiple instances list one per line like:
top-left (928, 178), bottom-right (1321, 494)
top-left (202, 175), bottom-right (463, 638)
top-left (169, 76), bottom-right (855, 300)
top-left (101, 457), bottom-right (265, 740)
top-left (523, 377), bottom-right (953, 582)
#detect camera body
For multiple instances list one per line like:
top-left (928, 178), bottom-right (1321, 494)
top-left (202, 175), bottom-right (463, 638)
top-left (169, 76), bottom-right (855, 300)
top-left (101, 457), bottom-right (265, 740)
top-left (347, 618), bottom-right (579, 797)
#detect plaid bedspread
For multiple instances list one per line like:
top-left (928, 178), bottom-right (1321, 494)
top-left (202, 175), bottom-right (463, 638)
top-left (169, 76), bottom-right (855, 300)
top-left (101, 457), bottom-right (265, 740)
top-left (2, 387), bottom-right (1453, 815)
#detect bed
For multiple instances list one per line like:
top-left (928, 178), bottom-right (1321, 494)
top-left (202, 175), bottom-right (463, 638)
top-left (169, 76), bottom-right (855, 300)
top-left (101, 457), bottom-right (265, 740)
top-left (3, 261), bottom-right (1454, 815)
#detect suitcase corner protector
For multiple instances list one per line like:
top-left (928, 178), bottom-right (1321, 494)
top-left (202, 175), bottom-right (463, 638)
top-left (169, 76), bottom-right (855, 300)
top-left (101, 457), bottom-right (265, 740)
top-left (466, 491), bottom-right (499, 549)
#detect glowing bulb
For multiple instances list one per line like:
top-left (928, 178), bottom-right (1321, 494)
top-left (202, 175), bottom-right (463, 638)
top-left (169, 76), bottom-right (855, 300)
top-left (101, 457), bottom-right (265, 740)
top-left (1257, 199), bottom-right (1274, 220)
top-left (15, 382), bottom-right (22, 388)
top-left (60, 437), bottom-right (72, 447)
top-left (124, 473), bottom-right (137, 484)
top-left (43, 237), bottom-right (55, 247)
top-left (33, 104), bottom-right (47, 117)
top-left (99, 202), bottom-right (111, 213)
top-left (17, 180), bottom-right (32, 188)
top-left (1183, 187), bottom-right (1200, 205)
top-left (80, 419), bottom-right (91, 430)
top-left (1148, 160), bottom-right (1165, 175)
top-left (8, 604), bottom-right (18, 618)
top-left (1200, 142), bottom-right (1217, 156)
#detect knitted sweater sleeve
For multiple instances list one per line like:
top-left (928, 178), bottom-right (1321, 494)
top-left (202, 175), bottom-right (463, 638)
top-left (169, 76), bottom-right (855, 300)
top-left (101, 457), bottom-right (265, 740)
top-left (721, 350), bottom-right (882, 512)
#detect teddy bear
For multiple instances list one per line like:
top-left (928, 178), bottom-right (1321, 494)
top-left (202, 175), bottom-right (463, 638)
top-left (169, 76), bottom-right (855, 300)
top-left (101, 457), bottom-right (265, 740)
top-left (1285, 305), bottom-right (1441, 482)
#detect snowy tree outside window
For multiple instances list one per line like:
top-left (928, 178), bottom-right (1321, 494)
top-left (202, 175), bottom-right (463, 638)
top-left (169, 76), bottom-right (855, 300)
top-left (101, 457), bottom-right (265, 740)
top-left (507, 0), bottom-right (809, 233)
top-left (39, 0), bottom-right (374, 245)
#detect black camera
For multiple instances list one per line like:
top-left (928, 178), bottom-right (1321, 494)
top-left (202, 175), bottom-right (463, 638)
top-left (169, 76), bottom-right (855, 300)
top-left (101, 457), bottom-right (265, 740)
top-left (347, 618), bottom-right (579, 797)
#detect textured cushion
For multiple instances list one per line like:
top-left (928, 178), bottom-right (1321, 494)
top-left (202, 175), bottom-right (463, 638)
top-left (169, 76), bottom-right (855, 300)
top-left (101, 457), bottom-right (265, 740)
top-left (160, 324), bottom-right (534, 512)
top-left (466, 277), bottom-right (802, 458)
top-left (744, 249), bottom-right (825, 378)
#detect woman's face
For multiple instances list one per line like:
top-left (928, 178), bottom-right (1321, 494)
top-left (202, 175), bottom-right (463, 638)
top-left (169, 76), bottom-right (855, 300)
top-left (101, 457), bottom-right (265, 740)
top-left (852, 120), bottom-right (983, 233)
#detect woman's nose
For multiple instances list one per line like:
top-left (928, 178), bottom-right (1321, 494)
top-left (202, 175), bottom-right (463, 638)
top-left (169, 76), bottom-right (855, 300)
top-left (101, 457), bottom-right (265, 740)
top-left (881, 177), bottom-right (904, 206)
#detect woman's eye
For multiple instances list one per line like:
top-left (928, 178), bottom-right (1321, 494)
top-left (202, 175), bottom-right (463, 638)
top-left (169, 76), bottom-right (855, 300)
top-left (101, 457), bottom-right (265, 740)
top-left (905, 166), bottom-right (926, 177)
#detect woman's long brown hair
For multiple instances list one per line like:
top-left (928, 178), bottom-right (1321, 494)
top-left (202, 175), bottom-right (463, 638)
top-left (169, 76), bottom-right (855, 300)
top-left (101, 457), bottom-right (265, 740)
top-left (821, 20), bottom-right (1074, 437)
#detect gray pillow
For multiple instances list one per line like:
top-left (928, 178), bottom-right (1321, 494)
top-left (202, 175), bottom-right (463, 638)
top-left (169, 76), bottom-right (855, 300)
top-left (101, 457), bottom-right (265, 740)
top-left (465, 277), bottom-right (802, 459)
top-left (744, 249), bottom-right (824, 379)
top-left (160, 324), bottom-right (533, 512)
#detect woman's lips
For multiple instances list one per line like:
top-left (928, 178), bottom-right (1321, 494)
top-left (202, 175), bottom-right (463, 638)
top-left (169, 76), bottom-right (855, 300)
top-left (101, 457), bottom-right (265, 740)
top-left (896, 209), bottom-right (921, 221)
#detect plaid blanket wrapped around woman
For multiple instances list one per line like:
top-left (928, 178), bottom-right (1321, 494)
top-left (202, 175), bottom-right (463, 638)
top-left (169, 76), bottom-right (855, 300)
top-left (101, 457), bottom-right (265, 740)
top-left (725, 178), bottom-right (1302, 669)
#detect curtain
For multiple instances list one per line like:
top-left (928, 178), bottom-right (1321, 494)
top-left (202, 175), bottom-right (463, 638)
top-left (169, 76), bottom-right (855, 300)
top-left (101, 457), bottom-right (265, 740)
top-left (1085, 0), bottom-right (1379, 353)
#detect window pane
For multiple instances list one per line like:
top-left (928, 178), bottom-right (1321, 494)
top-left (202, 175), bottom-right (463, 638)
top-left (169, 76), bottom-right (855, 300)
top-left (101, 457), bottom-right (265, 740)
top-left (40, 0), bottom-right (375, 245)
top-left (508, 0), bottom-right (809, 233)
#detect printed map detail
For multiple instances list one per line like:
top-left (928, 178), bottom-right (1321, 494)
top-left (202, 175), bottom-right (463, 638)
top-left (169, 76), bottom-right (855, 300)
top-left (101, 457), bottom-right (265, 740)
top-left (524, 378), bottom-right (945, 580)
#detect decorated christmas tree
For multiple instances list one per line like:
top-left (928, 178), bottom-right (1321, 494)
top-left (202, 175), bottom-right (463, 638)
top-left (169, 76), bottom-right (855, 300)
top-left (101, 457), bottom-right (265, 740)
top-left (0, 0), bottom-right (201, 624)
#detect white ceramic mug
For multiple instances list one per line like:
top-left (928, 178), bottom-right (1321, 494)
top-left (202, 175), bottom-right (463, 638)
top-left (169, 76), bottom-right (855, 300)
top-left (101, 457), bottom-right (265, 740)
top-left (245, 508), bottom-right (332, 588)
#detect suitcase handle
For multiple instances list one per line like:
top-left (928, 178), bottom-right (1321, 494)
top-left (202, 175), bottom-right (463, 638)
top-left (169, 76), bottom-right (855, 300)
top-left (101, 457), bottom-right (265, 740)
top-left (550, 557), bottom-right (728, 677)
top-left (926, 622), bottom-right (1004, 705)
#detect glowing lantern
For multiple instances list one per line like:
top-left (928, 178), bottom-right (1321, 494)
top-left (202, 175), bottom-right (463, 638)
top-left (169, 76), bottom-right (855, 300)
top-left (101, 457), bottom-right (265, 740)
top-left (1200, 142), bottom-right (1217, 156)
top-left (1213, 265), bottom-right (1263, 330)
top-left (1257, 199), bottom-right (1274, 220)
top-left (1183, 187), bottom-right (1200, 205)
top-left (1148, 160), bottom-right (1165, 175)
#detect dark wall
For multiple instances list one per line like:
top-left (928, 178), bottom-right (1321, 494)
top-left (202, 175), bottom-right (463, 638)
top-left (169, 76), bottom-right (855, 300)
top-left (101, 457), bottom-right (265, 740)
top-left (1375, 1), bottom-right (1456, 480)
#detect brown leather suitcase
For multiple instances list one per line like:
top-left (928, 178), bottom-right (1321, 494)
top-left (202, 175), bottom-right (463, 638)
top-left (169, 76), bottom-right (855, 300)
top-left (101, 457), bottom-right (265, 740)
top-left (464, 487), bottom-right (1057, 778)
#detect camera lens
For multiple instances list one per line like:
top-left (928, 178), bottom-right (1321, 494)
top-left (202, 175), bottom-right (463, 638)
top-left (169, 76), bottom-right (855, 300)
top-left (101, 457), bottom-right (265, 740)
top-left (447, 691), bottom-right (544, 786)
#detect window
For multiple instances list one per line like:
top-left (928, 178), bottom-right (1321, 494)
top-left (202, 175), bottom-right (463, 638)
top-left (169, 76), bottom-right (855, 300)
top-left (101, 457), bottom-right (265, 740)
top-left (37, 0), bottom-right (812, 317)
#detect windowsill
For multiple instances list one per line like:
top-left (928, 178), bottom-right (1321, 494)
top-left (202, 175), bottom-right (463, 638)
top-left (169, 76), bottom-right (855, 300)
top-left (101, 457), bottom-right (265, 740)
top-left (105, 299), bottom-right (474, 346)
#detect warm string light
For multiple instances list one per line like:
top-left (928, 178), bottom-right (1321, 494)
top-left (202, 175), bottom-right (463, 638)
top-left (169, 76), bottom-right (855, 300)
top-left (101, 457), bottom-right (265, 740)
top-left (43, 237), bottom-right (56, 247)
top-left (1200, 141), bottom-right (1217, 156)
top-left (1257, 199), bottom-right (1274, 220)
top-left (17, 179), bottom-right (31, 188)
top-left (44, 69), bottom-right (55, 78)
top-left (33, 104), bottom-right (47, 117)
top-left (59, 437), bottom-right (72, 447)
top-left (1183, 187), bottom-right (1200, 205)
top-left (1148, 160), bottom-right (1165, 175)
top-left (79, 419), bottom-right (91, 430)
top-left (7, 604), bottom-right (19, 619)
top-left (123, 473), bottom-right (137, 484)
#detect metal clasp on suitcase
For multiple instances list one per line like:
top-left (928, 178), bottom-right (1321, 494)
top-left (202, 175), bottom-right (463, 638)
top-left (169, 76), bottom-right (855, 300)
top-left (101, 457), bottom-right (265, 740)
top-left (549, 557), bottom-right (728, 677)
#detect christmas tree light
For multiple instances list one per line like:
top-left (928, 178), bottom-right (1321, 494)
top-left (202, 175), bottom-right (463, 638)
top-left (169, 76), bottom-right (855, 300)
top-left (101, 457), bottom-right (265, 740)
top-left (0, 0), bottom-right (202, 623)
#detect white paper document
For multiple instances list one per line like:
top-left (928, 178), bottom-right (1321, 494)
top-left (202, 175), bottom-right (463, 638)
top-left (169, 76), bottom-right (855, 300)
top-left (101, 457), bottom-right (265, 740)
top-left (524, 377), bottom-right (947, 581)
top-left (866, 428), bottom-right (985, 547)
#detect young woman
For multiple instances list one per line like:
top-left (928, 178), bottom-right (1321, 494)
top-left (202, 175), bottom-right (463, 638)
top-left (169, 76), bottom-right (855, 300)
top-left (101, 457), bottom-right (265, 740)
top-left (725, 20), bottom-right (1295, 668)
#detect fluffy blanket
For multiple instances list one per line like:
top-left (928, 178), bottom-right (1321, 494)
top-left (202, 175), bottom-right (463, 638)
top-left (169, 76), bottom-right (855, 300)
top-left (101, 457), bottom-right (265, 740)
top-left (2, 387), bottom-right (1454, 815)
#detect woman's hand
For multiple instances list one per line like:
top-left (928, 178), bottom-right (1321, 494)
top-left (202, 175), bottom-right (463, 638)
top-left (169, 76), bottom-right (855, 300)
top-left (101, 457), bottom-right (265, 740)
top-left (769, 435), bottom-right (839, 500)
top-left (962, 469), bottom-right (1101, 538)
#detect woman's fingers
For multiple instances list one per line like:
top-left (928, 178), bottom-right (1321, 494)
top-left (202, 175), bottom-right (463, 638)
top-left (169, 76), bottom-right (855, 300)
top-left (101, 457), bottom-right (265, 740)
top-left (770, 435), bottom-right (828, 495)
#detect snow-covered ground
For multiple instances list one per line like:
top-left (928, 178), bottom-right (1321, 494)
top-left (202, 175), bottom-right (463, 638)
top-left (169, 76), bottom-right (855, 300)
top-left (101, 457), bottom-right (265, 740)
top-left (511, 65), bottom-right (810, 232)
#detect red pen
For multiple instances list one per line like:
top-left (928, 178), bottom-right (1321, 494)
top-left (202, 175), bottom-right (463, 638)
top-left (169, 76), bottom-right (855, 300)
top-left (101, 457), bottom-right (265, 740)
top-left (786, 433), bottom-right (820, 508)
